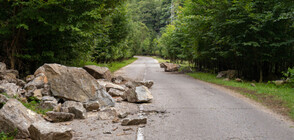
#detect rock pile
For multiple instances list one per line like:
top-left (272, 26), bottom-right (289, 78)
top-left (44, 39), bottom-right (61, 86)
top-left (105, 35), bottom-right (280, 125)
top-left (160, 63), bottom-right (180, 72)
top-left (0, 62), bottom-right (154, 139)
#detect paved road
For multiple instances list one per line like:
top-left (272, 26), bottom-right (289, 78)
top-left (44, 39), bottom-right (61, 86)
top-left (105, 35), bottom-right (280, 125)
top-left (116, 56), bottom-right (294, 140)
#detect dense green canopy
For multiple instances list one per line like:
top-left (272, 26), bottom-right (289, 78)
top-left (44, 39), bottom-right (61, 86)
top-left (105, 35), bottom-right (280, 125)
top-left (0, 0), bottom-right (293, 82)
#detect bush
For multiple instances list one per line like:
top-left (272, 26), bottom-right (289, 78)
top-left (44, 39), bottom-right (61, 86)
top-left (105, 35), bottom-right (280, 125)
top-left (283, 67), bottom-right (294, 85)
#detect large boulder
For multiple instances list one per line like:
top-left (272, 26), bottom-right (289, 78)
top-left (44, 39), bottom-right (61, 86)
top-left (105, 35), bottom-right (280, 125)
top-left (216, 70), bottom-right (238, 79)
top-left (160, 63), bottom-right (180, 72)
top-left (83, 65), bottom-right (112, 81)
top-left (45, 111), bottom-right (75, 122)
top-left (0, 99), bottom-right (44, 139)
top-left (62, 101), bottom-right (87, 119)
top-left (28, 121), bottom-right (73, 140)
top-left (124, 86), bottom-right (153, 103)
top-left (34, 64), bottom-right (115, 107)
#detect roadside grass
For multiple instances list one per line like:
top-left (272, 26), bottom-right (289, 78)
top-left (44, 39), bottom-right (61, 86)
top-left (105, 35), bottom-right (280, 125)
top-left (0, 93), bottom-right (51, 115)
top-left (188, 72), bottom-right (294, 120)
top-left (83, 57), bottom-right (138, 72)
top-left (152, 56), bottom-right (294, 120)
top-left (152, 56), bottom-right (190, 68)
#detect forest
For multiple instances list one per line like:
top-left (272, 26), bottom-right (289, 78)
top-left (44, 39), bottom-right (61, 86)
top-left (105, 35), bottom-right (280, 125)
top-left (0, 0), bottom-right (294, 82)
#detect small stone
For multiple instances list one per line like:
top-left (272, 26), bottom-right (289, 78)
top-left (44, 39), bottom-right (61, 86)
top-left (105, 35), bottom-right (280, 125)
top-left (97, 108), bottom-right (117, 120)
top-left (108, 88), bottom-right (125, 97)
top-left (25, 75), bottom-right (35, 82)
top-left (235, 78), bottom-right (242, 82)
top-left (83, 101), bottom-right (100, 111)
top-left (112, 117), bottom-right (120, 123)
top-left (138, 80), bottom-right (154, 88)
top-left (251, 83), bottom-right (256, 87)
top-left (118, 112), bottom-right (128, 119)
top-left (121, 117), bottom-right (147, 126)
top-left (45, 111), bottom-right (75, 122)
top-left (112, 127), bottom-right (118, 131)
top-left (123, 128), bottom-right (134, 131)
top-left (223, 78), bottom-right (230, 81)
top-left (103, 131), bottom-right (112, 134)
top-left (41, 96), bottom-right (57, 110)
top-left (112, 76), bottom-right (126, 84)
top-left (33, 89), bottom-right (43, 100)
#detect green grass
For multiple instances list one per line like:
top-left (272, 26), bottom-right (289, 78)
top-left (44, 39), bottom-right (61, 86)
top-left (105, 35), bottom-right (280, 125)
top-left (0, 130), bottom-right (17, 140)
top-left (152, 56), bottom-right (190, 67)
top-left (84, 57), bottom-right (138, 72)
top-left (188, 72), bottom-right (294, 120)
top-left (21, 98), bottom-right (52, 115)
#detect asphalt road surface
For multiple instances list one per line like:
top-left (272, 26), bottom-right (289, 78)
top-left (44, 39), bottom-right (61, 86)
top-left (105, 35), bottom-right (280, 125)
top-left (115, 56), bottom-right (294, 140)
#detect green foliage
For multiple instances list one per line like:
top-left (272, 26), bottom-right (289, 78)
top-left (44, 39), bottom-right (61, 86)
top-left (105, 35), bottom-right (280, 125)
top-left (0, 129), bottom-right (17, 140)
top-left (0, 0), bottom-right (128, 75)
top-left (83, 57), bottom-right (137, 72)
top-left (283, 67), bottom-right (294, 85)
top-left (21, 98), bottom-right (51, 115)
top-left (157, 0), bottom-right (294, 81)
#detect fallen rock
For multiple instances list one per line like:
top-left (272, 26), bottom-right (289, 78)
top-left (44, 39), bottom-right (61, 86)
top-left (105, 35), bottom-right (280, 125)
top-left (235, 78), bottom-right (242, 82)
top-left (108, 88), bottom-right (125, 97)
top-left (160, 63), bottom-right (180, 72)
top-left (118, 112), bottom-right (128, 119)
top-left (16, 79), bottom-right (26, 87)
top-left (0, 70), bottom-right (19, 83)
top-left (0, 62), bottom-right (6, 72)
top-left (251, 83), bottom-right (256, 87)
top-left (112, 76), bottom-right (126, 84)
top-left (273, 80), bottom-right (285, 86)
top-left (97, 108), bottom-right (118, 120)
top-left (62, 101), bottom-right (87, 119)
top-left (216, 70), bottom-right (238, 79)
top-left (45, 111), bottom-right (75, 122)
top-left (25, 75), bottom-right (35, 82)
top-left (124, 86), bottom-right (153, 103)
top-left (83, 65), bottom-right (112, 81)
top-left (41, 96), bottom-right (58, 110)
top-left (0, 82), bottom-right (24, 97)
top-left (0, 94), bottom-right (8, 104)
top-left (0, 99), bottom-right (44, 139)
top-left (34, 64), bottom-right (115, 106)
top-left (223, 78), bottom-right (230, 81)
top-left (83, 101), bottom-right (100, 111)
top-left (33, 89), bottom-right (43, 100)
top-left (97, 80), bottom-right (125, 91)
top-left (25, 73), bottom-right (48, 89)
top-left (28, 121), bottom-right (73, 140)
top-left (41, 84), bottom-right (51, 96)
top-left (138, 80), bottom-right (154, 88)
top-left (121, 117), bottom-right (147, 126)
